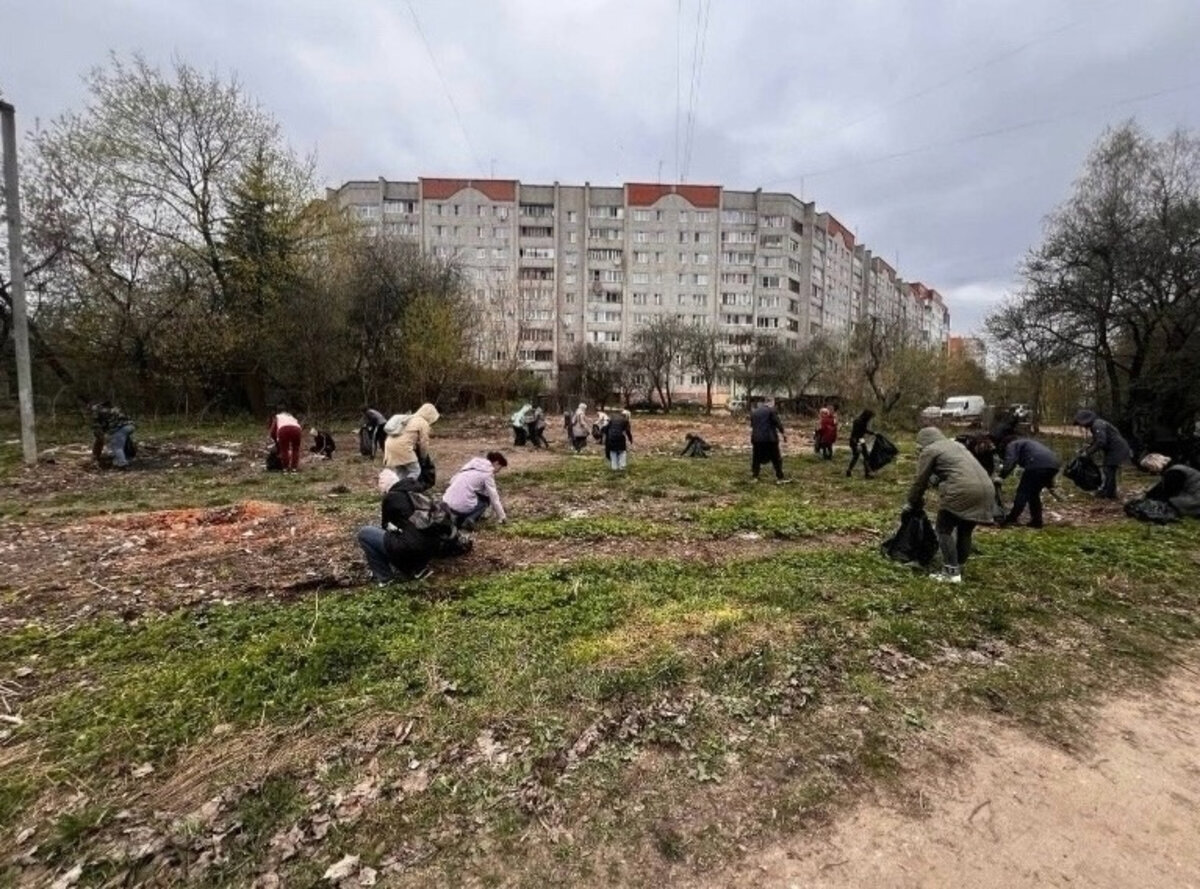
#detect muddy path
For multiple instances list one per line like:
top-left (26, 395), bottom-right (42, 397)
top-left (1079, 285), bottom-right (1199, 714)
top-left (699, 665), bottom-right (1200, 889)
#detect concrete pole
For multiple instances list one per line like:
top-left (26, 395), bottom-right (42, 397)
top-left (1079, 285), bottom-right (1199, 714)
top-left (1, 101), bottom-right (38, 465)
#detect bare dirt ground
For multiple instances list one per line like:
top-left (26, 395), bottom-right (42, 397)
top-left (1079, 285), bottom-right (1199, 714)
top-left (700, 665), bottom-right (1200, 889)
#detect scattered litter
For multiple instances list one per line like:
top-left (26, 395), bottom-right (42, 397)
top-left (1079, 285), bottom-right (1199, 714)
top-left (323, 854), bottom-right (360, 883)
top-left (196, 446), bottom-right (239, 458)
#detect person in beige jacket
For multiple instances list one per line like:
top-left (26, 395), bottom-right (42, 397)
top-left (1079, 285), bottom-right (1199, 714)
top-left (383, 403), bottom-right (440, 479)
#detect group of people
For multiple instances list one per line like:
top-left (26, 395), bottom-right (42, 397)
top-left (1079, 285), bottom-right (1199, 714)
top-left (354, 402), bottom-right (513, 584)
top-left (510, 402), bottom-right (634, 471)
top-left (900, 408), bottom-right (1200, 584)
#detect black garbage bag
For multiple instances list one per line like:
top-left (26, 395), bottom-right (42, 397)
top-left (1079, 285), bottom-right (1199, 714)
top-left (1124, 497), bottom-right (1180, 524)
top-left (867, 433), bottom-right (899, 472)
top-left (265, 442), bottom-right (283, 472)
top-left (881, 507), bottom-right (939, 567)
top-left (358, 424), bottom-right (375, 457)
top-left (1063, 454), bottom-right (1102, 492)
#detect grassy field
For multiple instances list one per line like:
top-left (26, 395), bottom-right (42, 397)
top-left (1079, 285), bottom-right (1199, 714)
top-left (1, 414), bottom-right (1197, 887)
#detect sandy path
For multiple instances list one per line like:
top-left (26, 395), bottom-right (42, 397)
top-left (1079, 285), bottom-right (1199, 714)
top-left (702, 667), bottom-right (1200, 889)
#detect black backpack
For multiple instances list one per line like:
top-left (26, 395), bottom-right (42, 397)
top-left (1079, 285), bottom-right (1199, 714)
top-left (1124, 497), bottom-right (1180, 524)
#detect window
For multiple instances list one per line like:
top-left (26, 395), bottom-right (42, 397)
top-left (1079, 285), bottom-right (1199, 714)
top-left (433, 224), bottom-right (447, 237)
top-left (519, 247), bottom-right (555, 259)
top-left (634, 231), bottom-right (649, 243)
top-left (588, 206), bottom-right (624, 219)
top-left (492, 247), bottom-right (506, 259)
top-left (520, 203), bottom-right (554, 217)
top-left (476, 248), bottom-right (487, 260)
top-left (451, 204), bottom-right (462, 216)
top-left (565, 271), bottom-right (578, 285)
top-left (566, 210), bottom-right (578, 222)
top-left (678, 211), bottom-right (689, 222)
top-left (721, 231), bottom-right (754, 244)
top-left (756, 316), bottom-right (780, 329)
top-left (656, 231), bottom-right (668, 243)
top-left (493, 226), bottom-right (509, 239)
top-left (763, 215), bottom-right (787, 228)
top-left (587, 330), bottom-right (622, 343)
top-left (632, 292), bottom-right (648, 305)
top-left (654, 251), bottom-right (666, 263)
top-left (695, 273), bottom-right (709, 285)
top-left (565, 292), bottom-right (577, 304)
top-left (588, 248), bottom-right (624, 262)
top-left (477, 205), bottom-right (490, 217)
top-left (519, 327), bottom-right (554, 342)
top-left (694, 211), bottom-right (711, 224)
top-left (761, 256), bottom-right (784, 269)
top-left (761, 234), bottom-right (784, 248)
top-left (678, 231), bottom-right (690, 244)
top-left (633, 209), bottom-right (653, 222)
top-left (590, 268), bottom-right (623, 283)
top-left (383, 199), bottom-right (415, 215)
top-left (568, 231), bottom-right (578, 243)
top-left (520, 225), bottom-right (553, 238)
top-left (634, 251), bottom-right (650, 264)
top-left (653, 293), bottom-right (663, 305)
top-left (631, 272), bottom-right (650, 284)
top-left (695, 254), bottom-right (710, 265)
top-left (354, 205), bottom-right (380, 219)
top-left (588, 227), bottom-right (622, 241)
top-left (761, 275), bottom-right (782, 289)
top-left (496, 206), bottom-right (510, 220)
top-left (721, 272), bottom-right (752, 285)
top-left (695, 232), bottom-right (711, 244)
top-left (476, 226), bottom-right (487, 238)
top-left (564, 252), bottom-right (578, 267)
top-left (587, 310), bottom-right (622, 324)
top-left (431, 204), bottom-right (445, 216)
top-left (758, 295), bottom-right (781, 309)
top-left (721, 291), bottom-right (752, 307)
top-left (721, 209), bottom-right (756, 225)
top-left (721, 251), bottom-right (754, 266)
top-left (721, 313), bottom-right (753, 326)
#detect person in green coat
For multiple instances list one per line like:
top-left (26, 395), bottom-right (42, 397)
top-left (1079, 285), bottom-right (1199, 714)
top-left (905, 427), bottom-right (997, 584)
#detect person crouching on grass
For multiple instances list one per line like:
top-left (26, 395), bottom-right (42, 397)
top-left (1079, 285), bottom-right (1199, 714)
top-left (442, 451), bottom-right (509, 530)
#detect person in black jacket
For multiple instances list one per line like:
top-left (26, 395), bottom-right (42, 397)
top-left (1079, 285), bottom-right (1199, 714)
top-left (1074, 410), bottom-right (1133, 499)
top-left (997, 437), bottom-right (1061, 528)
top-left (356, 457), bottom-right (460, 584)
top-left (845, 409), bottom-right (875, 478)
top-left (605, 410), bottom-right (633, 471)
top-left (750, 398), bottom-right (790, 483)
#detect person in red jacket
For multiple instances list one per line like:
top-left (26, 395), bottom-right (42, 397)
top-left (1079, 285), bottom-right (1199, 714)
top-left (816, 406), bottom-right (838, 460)
top-left (269, 407), bottom-right (303, 472)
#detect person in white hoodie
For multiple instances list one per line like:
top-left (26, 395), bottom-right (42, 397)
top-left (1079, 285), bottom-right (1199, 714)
top-left (442, 451), bottom-right (509, 529)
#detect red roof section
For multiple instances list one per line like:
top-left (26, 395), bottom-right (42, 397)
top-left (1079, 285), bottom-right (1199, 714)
top-left (626, 183), bottom-right (720, 209)
top-left (824, 214), bottom-right (855, 248)
top-left (420, 178), bottom-right (517, 202)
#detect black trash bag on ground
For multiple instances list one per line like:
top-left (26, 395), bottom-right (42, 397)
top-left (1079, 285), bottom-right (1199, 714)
top-left (265, 442), bottom-right (283, 472)
top-left (1124, 497), bottom-right (1180, 524)
top-left (867, 433), bottom-right (899, 472)
top-left (881, 507), bottom-right (939, 567)
top-left (358, 424), bottom-right (375, 457)
top-left (1063, 454), bottom-right (1102, 492)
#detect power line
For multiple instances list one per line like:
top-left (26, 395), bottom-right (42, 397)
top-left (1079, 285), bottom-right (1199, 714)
top-left (403, 0), bottom-right (485, 174)
top-left (822, 12), bottom-right (1094, 143)
top-left (682, 0), bottom-right (713, 183)
top-left (675, 0), bottom-right (682, 181)
top-left (763, 79), bottom-right (1200, 187)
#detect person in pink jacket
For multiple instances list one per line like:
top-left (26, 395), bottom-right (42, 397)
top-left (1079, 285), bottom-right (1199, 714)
top-left (442, 452), bottom-right (509, 529)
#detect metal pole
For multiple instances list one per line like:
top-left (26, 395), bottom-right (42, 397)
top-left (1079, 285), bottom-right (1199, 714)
top-left (1, 100), bottom-right (38, 465)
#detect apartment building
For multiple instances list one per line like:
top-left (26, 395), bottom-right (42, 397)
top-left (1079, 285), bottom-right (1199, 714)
top-left (948, 336), bottom-right (987, 366)
top-left (328, 177), bottom-right (950, 394)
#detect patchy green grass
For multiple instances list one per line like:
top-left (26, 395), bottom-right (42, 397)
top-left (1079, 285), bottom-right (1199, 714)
top-left (1, 416), bottom-right (1197, 887)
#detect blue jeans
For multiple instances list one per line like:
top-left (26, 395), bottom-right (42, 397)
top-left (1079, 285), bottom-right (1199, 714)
top-left (357, 526), bottom-right (396, 582)
top-left (451, 494), bottom-right (490, 527)
top-left (609, 450), bottom-right (627, 470)
top-left (109, 423), bottom-right (135, 467)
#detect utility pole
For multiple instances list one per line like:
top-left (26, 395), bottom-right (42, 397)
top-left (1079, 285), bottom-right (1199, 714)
top-left (1, 100), bottom-right (37, 465)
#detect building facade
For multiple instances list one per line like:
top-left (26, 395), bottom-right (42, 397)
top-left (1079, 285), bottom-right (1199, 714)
top-left (328, 177), bottom-right (950, 396)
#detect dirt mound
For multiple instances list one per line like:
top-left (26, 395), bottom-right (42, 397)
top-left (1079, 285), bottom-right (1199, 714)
top-left (95, 500), bottom-right (287, 531)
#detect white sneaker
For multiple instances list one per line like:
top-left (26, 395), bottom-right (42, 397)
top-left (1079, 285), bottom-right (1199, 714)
top-left (928, 569), bottom-right (962, 584)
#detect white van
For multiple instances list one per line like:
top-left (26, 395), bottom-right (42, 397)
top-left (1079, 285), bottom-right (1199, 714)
top-left (941, 395), bottom-right (987, 421)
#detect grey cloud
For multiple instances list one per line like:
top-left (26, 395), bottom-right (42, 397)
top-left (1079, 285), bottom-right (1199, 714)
top-left (2, 0), bottom-right (1198, 332)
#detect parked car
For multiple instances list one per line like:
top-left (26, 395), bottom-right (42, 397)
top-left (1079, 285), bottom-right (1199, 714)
top-left (919, 404), bottom-right (942, 425)
top-left (940, 395), bottom-right (987, 421)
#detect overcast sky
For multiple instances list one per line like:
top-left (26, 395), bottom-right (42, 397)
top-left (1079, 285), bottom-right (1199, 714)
top-left (3, 0), bottom-right (1199, 333)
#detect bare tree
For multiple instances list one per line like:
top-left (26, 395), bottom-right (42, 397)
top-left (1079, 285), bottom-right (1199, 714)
top-left (684, 326), bottom-right (725, 413)
top-left (633, 315), bottom-right (690, 411)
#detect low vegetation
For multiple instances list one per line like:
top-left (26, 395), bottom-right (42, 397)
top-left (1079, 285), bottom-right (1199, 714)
top-left (1, 418), bottom-right (1197, 887)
